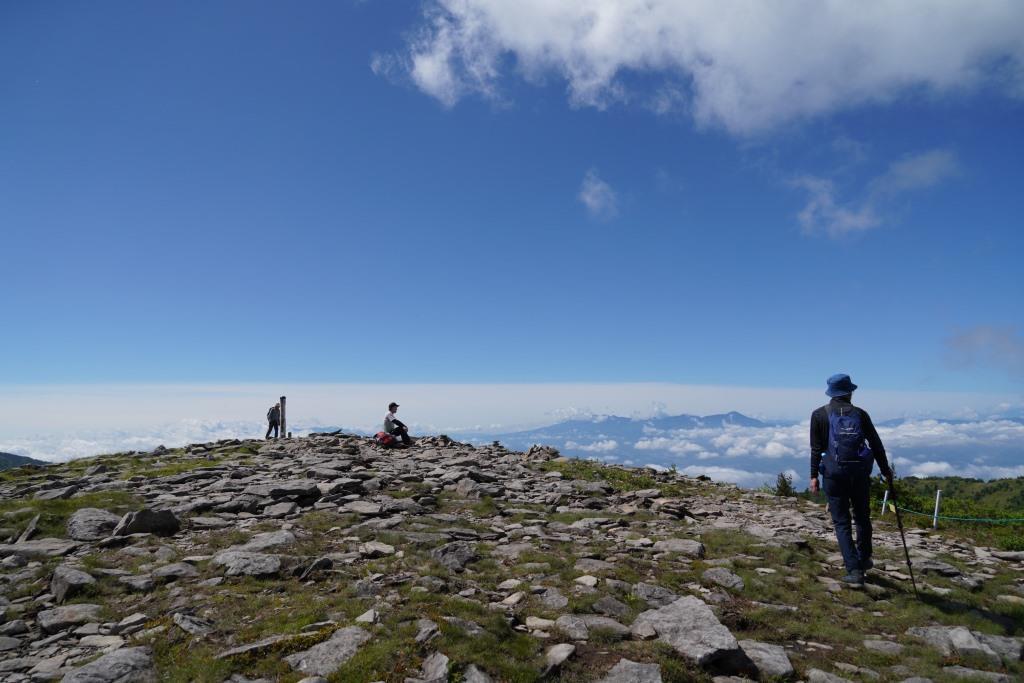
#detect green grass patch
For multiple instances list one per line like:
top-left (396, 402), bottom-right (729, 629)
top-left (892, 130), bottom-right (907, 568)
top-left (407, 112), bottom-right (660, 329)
top-left (0, 490), bottom-right (142, 537)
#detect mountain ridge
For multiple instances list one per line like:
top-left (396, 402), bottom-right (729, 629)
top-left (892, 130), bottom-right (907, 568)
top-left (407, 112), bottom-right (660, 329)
top-left (0, 434), bottom-right (1021, 681)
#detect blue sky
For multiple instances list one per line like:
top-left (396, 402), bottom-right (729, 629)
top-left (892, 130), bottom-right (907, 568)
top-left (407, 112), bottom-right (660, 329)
top-left (3, 2), bottom-right (1023, 402)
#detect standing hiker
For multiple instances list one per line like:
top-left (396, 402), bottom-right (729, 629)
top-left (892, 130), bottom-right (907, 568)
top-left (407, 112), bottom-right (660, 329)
top-left (809, 374), bottom-right (893, 585)
top-left (266, 402), bottom-right (281, 440)
top-left (384, 402), bottom-right (412, 446)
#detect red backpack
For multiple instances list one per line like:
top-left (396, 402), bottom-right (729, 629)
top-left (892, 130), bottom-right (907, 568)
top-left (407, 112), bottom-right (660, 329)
top-left (374, 431), bottom-right (395, 447)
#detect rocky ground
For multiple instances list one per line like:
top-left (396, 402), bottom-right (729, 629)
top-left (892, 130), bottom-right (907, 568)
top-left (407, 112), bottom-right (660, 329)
top-left (0, 434), bottom-right (1022, 682)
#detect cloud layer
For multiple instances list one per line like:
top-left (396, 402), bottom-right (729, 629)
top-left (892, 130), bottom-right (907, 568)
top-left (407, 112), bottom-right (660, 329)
top-left (385, 1), bottom-right (1024, 134)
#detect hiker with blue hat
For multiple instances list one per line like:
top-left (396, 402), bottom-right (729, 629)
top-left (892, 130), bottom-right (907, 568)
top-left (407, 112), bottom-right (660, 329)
top-left (810, 374), bottom-right (893, 585)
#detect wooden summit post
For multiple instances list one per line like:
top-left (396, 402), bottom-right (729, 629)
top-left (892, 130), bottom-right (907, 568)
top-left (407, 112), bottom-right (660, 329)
top-left (280, 396), bottom-right (287, 439)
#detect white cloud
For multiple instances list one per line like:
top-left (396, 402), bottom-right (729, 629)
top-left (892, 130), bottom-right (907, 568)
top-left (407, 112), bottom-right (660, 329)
top-left (565, 439), bottom-right (619, 453)
top-left (793, 148), bottom-right (959, 237)
top-left (385, 1), bottom-right (1024, 134)
top-left (578, 169), bottom-right (618, 219)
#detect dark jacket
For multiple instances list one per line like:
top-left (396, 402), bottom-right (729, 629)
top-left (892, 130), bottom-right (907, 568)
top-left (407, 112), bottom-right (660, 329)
top-left (810, 397), bottom-right (891, 480)
top-left (267, 406), bottom-right (281, 424)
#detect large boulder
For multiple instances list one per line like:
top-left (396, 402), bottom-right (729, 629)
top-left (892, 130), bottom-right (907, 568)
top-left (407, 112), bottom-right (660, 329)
top-left (112, 509), bottom-right (180, 537)
top-left (284, 626), bottom-right (371, 676)
top-left (50, 565), bottom-right (96, 604)
top-left (61, 646), bottom-right (155, 682)
top-left (66, 508), bottom-right (122, 541)
top-left (630, 596), bottom-right (749, 674)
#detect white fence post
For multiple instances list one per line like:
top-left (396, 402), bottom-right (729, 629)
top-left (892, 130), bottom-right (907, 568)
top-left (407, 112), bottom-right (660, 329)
top-left (933, 489), bottom-right (942, 529)
top-left (880, 489), bottom-right (889, 516)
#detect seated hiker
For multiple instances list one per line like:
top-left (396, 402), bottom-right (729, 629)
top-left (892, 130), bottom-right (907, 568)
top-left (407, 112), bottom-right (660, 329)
top-left (265, 402), bottom-right (281, 440)
top-left (809, 374), bottom-right (893, 585)
top-left (384, 402), bottom-right (412, 446)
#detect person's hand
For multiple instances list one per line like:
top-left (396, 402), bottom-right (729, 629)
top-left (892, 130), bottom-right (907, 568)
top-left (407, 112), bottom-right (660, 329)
top-left (810, 477), bottom-right (819, 494)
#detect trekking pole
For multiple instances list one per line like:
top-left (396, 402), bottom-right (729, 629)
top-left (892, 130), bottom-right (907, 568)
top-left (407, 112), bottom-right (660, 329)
top-left (887, 478), bottom-right (919, 599)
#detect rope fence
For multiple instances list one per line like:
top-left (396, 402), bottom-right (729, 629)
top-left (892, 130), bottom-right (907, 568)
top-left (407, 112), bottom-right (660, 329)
top-left (878, 488), bottom-right (1024, 527)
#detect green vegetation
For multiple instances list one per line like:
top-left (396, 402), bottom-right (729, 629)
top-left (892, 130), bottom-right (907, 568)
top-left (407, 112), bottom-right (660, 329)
top-left (0, 490), bottom-right (142, 537)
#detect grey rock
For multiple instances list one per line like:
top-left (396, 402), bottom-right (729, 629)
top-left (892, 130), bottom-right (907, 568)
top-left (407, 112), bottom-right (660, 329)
top-left (341, 500), bottom-right (383, 516)
top-left (50, 565), bottom-right (96, 604)
top-left (243, 479), bottom-right (321, 499)
top-left (0, 538), bottom-right (79, 558)
top-left (237, 530), bottom-right (296, 552)
top-left (66, 509), bottom-right (122, 541)
top-left (630, 596), bottom-right (744, 671)
top-left (414, 618), bottom-right (439, 644)
top-left (974, 633), bottom-right (1023, 665)
top-left (0, 636), bottom-right (21, 651)
top-left (703, 567), bottom-right (744, 591)
top-left (632, 582), bottom-right (678, 608)
top-left (863, 639), bottom-right (903, 656)
top-left (555, 615), bottom-right (588, 640)
top-left (738, 639), bottom-right (793, 678)
top-left (596, 659), bottom-right (663, 683)
top-left (593, 595), bottom-right (631, 619)
top-left (61, 646), bottom-right (156, 683)
top-left (36, 485), bottom-right (78, 500)
top-left (941, 666), bottom-right (1011, 682)
top-left (172, 612), bottom-right (214, 636)
top-left (263, 502), bottom-right (298, 517)
top-left (113, 509), bottom-right (181, 537)
top-left (211, 551), bottom-right (281, 577)
top-left (537, 587), bottom-right (569, 609)
top-left (119, 575), bottom-right (156, 592)
top-left (153, 562), bottom-right (199, 582)
top-left (284, 626), bottom-right (371, 676)
top-left (463, 664), bottom-right (493, 683)
top-left (37, 603), bottom-right (103, 634)
top-left (215, 635), bottom-right (293, 659)
top-left (409, 652), bottom-right (449, 682)
top-left (574, 558), bottom-right (616, 572)
top-left (544, 643), bottom-right (576, 673)
top-left (430, 541), bottom-right (477, 572)
top-left (652, 538), bottom-right (706, 558)
top-left (806, 669), bottom-right (854, 683)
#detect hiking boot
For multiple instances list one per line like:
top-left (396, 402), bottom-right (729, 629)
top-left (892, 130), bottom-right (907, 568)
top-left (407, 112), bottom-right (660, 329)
top-left (841, 570), bottom-right (865, 585)
top-left (861, 558), bottom-right (874, 572)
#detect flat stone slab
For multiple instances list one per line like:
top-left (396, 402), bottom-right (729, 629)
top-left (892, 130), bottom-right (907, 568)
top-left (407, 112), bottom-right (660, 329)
top-left (596, 658), bottom-right (663, 683)
top-left (61, 646), bottom-right (155, 682)
top-left (66, 508), bottom-right (122, 541)
top-left (631, 596), bottom-right (744, 671)
top-left (0, 538), bottom-right (79, 558)
top-left (284, 626), bottom-right (371, 676)
top-left (211, 551), bottom-right (282, 577)
top-left (38, 604), bottom-right (103, 634)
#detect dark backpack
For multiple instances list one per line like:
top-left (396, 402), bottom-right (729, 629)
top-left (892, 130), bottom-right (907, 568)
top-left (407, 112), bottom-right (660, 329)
top-left (827, 405), bottom-right (871, 464)
top-left (267, 407), bottom-right (278, 422)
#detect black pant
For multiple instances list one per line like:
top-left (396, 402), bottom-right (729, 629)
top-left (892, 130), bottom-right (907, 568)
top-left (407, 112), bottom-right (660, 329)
top-left (389, 426), bottom-right (411, 445)
top-left (266, 421), bottom-right (279, 439)
top-left (823, 466), bottom-right (873, 572)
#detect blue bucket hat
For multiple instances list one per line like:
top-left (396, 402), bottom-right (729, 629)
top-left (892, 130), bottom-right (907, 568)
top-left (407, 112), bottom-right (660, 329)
top-left (826, 373), bottom-right (857, 397)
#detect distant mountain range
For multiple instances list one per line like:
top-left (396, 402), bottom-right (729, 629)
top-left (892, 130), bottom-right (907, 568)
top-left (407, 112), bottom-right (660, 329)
top-left (0, 451), bottom-right (48, 470)
top-left (482, 411), bottom-right (767, 448)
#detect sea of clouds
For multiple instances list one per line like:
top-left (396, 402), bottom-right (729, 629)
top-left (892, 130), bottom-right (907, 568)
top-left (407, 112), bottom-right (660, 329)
top-left (555, 418), bottom-right (1024, 489)
top-left (4, 414), bottom-right (1021, 491)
